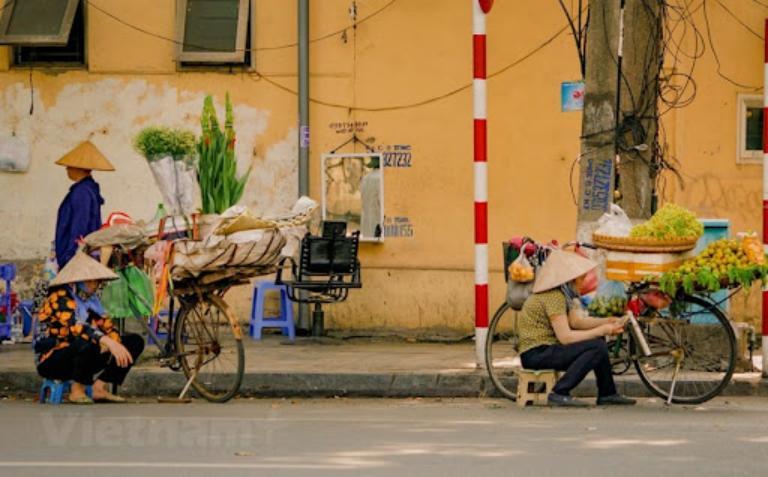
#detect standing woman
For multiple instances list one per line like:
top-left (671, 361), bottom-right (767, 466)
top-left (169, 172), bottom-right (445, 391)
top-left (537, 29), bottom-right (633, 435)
top-left (518, 249), bottom-right (636, 407)
top-left (54, 141), bottom-right (115, 268)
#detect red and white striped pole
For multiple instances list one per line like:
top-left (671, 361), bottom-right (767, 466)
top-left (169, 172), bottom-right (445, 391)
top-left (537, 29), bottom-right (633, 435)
top-left (762, 19), bottom-right (768, 378)
top-left (474, 0), bottom-right (493, 367)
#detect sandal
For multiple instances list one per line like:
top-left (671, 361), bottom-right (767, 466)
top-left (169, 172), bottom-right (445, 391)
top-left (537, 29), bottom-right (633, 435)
top-left (68, 395), bottom-right (94, 405)
top-left (93, 392), bottom-right (126, 403)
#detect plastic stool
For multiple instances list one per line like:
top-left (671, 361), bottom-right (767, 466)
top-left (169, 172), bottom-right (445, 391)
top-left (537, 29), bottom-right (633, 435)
top-left (516, 369), bottom-right (560, 407)
top-left (249, 281), bottom-right (295, 341)
top-left (39, 380), bottom-right (93, 405)
top-left (0, 264), bottom-right (16, 340)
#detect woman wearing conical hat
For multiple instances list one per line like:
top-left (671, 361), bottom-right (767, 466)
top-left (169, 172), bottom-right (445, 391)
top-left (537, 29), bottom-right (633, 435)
top-left (54, 141), bottom-right (115, 268)
top-left (517, 249), bottom-right (636, 407)
top-left (35, 252), bottom-right (144, 404)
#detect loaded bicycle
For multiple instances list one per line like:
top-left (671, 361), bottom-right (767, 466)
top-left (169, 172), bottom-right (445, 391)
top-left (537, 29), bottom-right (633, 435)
top-left (485, 238), bottom-right (738, 405)
top-left (80, 204), bottom-right (313, 403)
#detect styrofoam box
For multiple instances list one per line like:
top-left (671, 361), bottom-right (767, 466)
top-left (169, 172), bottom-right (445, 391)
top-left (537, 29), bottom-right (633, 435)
top-left (605, 250), bottom-right (695, 282)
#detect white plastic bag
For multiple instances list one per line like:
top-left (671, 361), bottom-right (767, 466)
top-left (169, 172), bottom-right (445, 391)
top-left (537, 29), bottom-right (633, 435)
top-left (596, 204), bottom-right (632, 237)
top-left (148, 155), bottom-right (198, 216)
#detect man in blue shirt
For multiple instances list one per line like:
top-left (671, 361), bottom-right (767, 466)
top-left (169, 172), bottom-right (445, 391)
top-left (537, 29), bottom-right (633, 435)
top-left (54, 141), bottom-right (115, 268)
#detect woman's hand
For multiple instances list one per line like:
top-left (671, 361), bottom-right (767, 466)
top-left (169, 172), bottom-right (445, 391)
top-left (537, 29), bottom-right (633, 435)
top-left (596, 322), bottom-right (624, 337)
top-left (100, 336), bottom-right (133, 368)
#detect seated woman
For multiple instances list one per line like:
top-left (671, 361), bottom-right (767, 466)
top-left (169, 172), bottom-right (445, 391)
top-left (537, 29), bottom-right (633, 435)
top-left (518, 249), bottom-right (635, 407)
top-left (35, 252), bottom-right (144, 404)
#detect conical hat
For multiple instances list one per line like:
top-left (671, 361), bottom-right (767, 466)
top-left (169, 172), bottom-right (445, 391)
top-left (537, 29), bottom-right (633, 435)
top-left (55, 141), bottom-right (115, 171)
top-left (50, 251), bottom-right (118, 286)
top-left (533, 249), bottom-right (597, 293)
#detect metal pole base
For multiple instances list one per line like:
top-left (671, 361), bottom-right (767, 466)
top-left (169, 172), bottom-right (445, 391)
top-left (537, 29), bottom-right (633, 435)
top-left (311, 303), bottom-right (324, 337)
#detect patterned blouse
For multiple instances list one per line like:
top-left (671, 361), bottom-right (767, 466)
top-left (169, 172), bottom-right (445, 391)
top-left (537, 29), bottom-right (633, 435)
top-left (517, 289), bottom-right (567, 354)
top-left (37, 286), bottom-right (120, 363)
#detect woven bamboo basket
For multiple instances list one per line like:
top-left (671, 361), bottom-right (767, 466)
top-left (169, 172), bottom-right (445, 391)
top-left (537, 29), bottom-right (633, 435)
top-left (592, 232), bottom-right (698, 253)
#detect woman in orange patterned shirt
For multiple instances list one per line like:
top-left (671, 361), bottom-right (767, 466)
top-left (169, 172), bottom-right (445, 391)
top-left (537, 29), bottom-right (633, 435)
top-left (35, 252), bottom-right (144, 404)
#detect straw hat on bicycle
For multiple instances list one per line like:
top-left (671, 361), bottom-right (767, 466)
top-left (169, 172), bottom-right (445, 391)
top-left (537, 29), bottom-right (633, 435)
top-left (533, 249), bottom-right (597, 293)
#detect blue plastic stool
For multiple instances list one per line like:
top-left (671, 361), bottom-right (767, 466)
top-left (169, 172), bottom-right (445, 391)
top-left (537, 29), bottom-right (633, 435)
top-left (0, 264), bottom-right (17, 340)
top-left (249, 281), bottom-right (295, 341)
top-left (39, 380), bottom-right (93, 405)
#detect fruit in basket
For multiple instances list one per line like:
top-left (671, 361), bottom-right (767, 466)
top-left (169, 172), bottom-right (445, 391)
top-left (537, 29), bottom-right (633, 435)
top-left (740, 233), bottom-right (765, 265)
top-left (509, 261), bottom-right (535, 282)
top-left (588, 296), bottom-right (627, 317)
top-left (657, 237), bottom-right (768, 296)
top-left (629, 203), bottom-right (703, 241)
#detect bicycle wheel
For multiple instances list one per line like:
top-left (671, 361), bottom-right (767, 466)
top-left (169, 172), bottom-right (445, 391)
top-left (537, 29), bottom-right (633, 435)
top-left (175, 294), bottom-right (245, 403)
top-left (634, 294), bottom-right (736, 404)
top-left (485, 302), bottom-right (520, 400)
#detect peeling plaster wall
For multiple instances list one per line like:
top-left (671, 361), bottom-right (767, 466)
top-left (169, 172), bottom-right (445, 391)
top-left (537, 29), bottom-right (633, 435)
top-left (0, 77), bottom-right (297, 260)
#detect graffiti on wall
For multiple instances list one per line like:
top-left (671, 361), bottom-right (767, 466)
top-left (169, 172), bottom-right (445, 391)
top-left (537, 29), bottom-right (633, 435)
top-left (677, 173), bottom-right (761, 224)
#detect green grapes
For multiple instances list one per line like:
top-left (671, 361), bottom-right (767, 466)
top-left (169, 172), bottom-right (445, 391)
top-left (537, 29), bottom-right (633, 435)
top-left (629, 203), bottom-right (704, 240)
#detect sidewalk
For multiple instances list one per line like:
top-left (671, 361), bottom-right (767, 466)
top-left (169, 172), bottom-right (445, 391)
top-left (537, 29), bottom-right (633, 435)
top-left (1, 337), bottom-right (766, 399)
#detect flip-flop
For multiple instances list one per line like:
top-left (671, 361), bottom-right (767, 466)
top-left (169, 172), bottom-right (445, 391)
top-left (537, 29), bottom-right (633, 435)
top-left (93, 392), bottom-right (126, 403)
top-left (68, 395), bottom-right (94, 405)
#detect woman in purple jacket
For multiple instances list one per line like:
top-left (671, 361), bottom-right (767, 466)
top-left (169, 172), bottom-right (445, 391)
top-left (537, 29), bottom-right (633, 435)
top-left (54, 141), bottom-right (115, 268)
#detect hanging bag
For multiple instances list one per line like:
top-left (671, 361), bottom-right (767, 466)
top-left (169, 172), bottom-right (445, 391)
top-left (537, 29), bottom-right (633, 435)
top-left (506, 239), bottom-right (537, 311)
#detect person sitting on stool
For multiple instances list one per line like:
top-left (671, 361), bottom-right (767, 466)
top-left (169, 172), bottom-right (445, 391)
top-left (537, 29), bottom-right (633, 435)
top-left (35, 252), bottom-right (144, 404)
top-left (517, 249), bottom-right (636, 407)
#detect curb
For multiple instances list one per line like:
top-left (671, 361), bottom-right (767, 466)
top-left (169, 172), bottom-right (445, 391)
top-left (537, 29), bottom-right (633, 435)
top-left (2, 369), bottom-right (766, 400)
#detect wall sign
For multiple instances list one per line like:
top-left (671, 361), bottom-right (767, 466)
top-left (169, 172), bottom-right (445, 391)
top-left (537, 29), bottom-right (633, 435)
top-left (383, 216), bottom-right (414, 238)
top-left (561, 81), bottom-right (585, 112)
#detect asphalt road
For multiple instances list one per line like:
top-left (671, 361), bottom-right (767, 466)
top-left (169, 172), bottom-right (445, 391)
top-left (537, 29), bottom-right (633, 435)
top-left (0, 397), bottom-right (766, 477)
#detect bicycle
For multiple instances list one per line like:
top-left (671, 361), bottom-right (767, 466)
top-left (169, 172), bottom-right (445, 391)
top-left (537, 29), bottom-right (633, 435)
top-left (485, 239), bottom-right (737, 405)
top-left (91, 245), bottom-right (249, 403)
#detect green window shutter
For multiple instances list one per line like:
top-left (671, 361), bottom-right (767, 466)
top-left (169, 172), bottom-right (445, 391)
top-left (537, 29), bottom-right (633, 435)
top-left (178, 0), bottom-right (249, 63)
top-left (0, 0), bottom-right (79, 45)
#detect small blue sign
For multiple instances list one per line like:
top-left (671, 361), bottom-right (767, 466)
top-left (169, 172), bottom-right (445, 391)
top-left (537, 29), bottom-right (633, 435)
top-left (561, 81), bottom-right (585, 112)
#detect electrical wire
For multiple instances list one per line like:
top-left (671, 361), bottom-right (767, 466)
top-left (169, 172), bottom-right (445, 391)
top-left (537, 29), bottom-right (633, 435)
top-left (250, 22), bottom-right (571, 112)
top-left (701, 0), bottom-right (762, 90)
top-left (79, 0), bottom-right (571, 112)
top-left (715, 0), bottom-right (763, 40)
top-left (85, 0), bottom-right (397, 53)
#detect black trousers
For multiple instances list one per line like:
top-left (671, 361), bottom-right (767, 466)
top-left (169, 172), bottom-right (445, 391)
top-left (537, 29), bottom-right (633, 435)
top-left (37, 334), bottom-right (144, 386)
top-left (520, 338), bottom-right (617, 398)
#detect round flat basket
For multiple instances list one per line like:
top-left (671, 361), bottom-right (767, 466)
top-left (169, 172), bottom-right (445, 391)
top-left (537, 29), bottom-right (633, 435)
top-left (592, 233), bottom-right (698, 253)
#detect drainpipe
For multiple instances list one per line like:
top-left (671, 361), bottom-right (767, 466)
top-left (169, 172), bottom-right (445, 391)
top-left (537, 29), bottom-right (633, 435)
top-left (298, 0), bottom-right (311, 332)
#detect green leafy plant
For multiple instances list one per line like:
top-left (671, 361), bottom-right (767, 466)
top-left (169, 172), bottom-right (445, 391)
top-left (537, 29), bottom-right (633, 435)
top-left (134, 126), bottom-right (196, 160)
top-left (197, 93), bottom-right (251, 214)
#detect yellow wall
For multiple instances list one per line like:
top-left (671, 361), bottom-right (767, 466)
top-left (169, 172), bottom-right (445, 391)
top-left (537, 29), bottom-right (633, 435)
top-left (0, 0), bottom-right (765, 333)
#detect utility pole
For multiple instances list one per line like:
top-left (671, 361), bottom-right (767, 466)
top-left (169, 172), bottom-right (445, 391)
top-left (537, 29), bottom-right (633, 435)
top-left (576, 0), bottom-right (663, 241)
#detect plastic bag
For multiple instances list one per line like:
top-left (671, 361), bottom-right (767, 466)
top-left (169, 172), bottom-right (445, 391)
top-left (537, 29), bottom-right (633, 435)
top-left (101, 266), bottom-right (154, 318)
top-left (148, 155), bottom-right (198, 216)
top-left (507, 239), bottom-right (536, 311)
top-left (587, 280), bottom-right (627, 317)
top-left (123, 266), bottom-right (154, 316)
top-left (508, 253), bottom-right (535, 283)
top-left (507, 280), bottom-right (534, 311)
top-left (101, 274), bottom-right (132, 318)
top-left (596, 204), bottom-right (632, 237)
